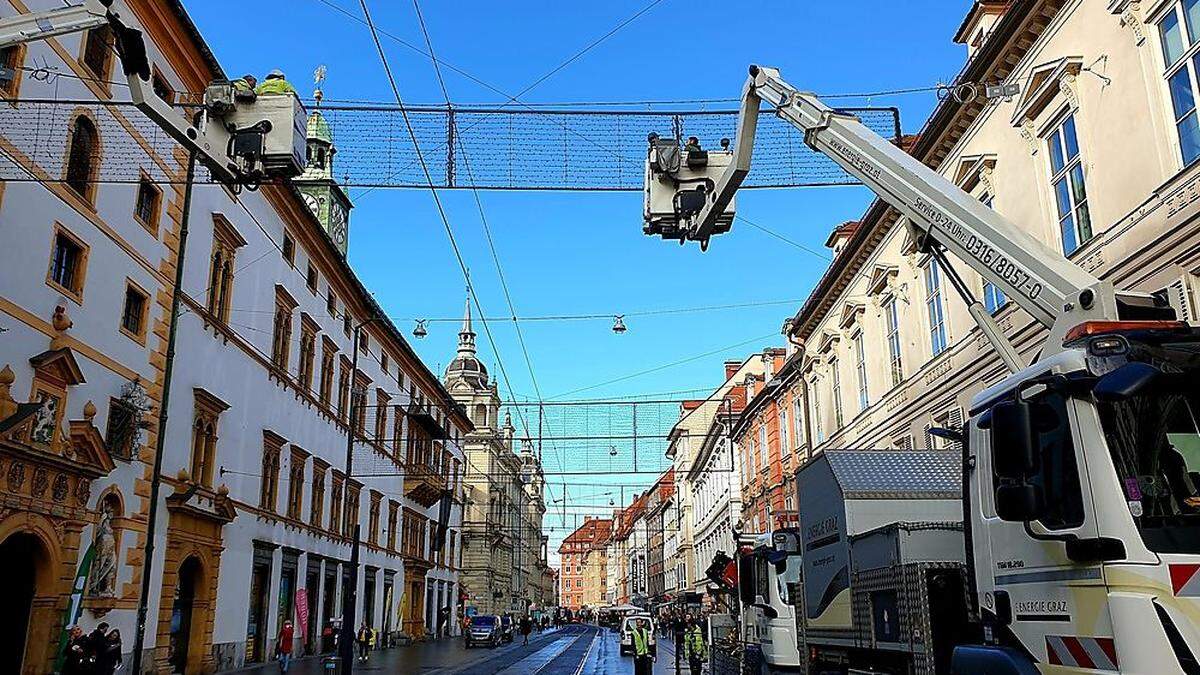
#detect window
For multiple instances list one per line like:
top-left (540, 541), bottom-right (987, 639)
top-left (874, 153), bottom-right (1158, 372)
top-left (388, 500), bottom-right (399, 551)
top-left (883, 296), bottom-right (903, 386)
top-left (830, 357), bottom-right (845, 429)
top-left (310, 462), bottom-right (327, 528)
top-left (286, 447), bottom-right (306, 520)
top-left (380, 352), bottom-right (389, 374)
top-left (120, 280), bottom-right (148, 342)
top-left (779, 407), bottom-right (790, 459)
top-left (810, 378), bottom-right (825, 444)
top-left (337, 358), bottom-right (351, 421)
top-left (271, 287), bottom-right (297, 371)
top-left (327, 289), bottom-right (337, 316)
top-left (65, 116), bottom-right (99, 201)
top-left (132, 177), bottom-right (162, 237)
top-left (207, 215), bottom-right (244, 323)
top-left (792, 396), bottom-right (805, 451)
top-left (330, 472), bottom-right (345, 536)
top-left (80, 26), bottom-right (112, 80)
top-left (375, 389), bottom-right (390, 442)
top-left (260, 432), bottom-right (284, 512)
top-left (343, 313), bottom-right (352, 338)
top-left (1, 44), bottom-right (26, 98)
top-left (319, 338), bottom-right (336, 406)
top-left (298, 317), bottom-right (317, 391)
top-left (360, 331), bottom-right (370, 354)
top-left (1046, 114), bottom-right (1091, 255)
top-left (282, 232), bottom-right (295, 266)
top-left (190, 389), bottom-right (229, 488)
top-left (853, 331), bottom-right (869, 412)
top-left (346, 482), bottom-right (361, 534)
top-left (758, 424), bottom-right (768, 472)
top-left (925, 259), bottom-right (948, 357)
top-left (1160, 0), bottom-right (1200, 165)
top-left (151, 69), bottom-right (174, 103)
top-left (104, 397), bottom-right (137, 460)
top-left (306, 262), bottom-right (318, 293)
top-left (368, 491), bottom-right (382, 545)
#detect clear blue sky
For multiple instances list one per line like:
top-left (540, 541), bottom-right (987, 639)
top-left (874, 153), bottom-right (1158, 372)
top-left (186, 0), bottom-right (972, 551)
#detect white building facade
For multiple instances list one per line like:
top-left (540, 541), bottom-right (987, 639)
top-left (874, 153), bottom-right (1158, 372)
top-left (0, 1), bottom-right (469, 672)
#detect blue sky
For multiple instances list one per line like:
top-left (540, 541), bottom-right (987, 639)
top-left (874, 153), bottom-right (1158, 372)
top-left (186, 0), bottom-right (973, 546)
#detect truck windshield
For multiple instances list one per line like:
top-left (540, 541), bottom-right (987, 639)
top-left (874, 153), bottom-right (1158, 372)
top-left (1096, 338), bottom-right (1200, 553)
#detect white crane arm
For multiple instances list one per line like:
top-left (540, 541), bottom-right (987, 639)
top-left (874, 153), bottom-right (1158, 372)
top-left (685, 66), bottom-right (1177, 351)
top-left (0, 0), bottom-right (110, 49)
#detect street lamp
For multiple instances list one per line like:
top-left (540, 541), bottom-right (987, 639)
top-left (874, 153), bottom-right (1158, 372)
top-left (339, 315), bottom-right (385, 675)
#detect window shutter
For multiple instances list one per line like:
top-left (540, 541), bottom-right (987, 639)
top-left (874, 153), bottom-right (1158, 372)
top-left (923, 422), bottom-right (934, 450)
top-left (895, 434), bottom-right (914, 451)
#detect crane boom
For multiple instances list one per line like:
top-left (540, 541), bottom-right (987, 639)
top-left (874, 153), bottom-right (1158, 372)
top-left (677, 65), bottom-right (1173, 353)
top-left (0, 0), bottom-right (109, 49)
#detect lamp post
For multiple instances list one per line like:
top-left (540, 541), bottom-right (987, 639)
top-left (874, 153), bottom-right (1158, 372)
top-left (339, 316), bottom-right (383, 674)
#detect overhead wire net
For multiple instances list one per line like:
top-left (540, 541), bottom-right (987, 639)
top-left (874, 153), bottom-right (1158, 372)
top-left (0, 99), bottom-right (900, 190)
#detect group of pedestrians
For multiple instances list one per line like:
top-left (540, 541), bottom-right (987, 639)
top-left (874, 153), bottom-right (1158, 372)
top-left (666, 612), bottom-right (708, 675)
top-left (61, 623), bottom-right (123, 675)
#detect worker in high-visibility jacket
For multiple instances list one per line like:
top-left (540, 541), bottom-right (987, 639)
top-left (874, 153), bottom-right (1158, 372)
top-left (682, 616), bottom-right (708, 675)
top-left (630, 618), bottom-right (654, 675)
top-left (255, 69), bottom-right (296, 96)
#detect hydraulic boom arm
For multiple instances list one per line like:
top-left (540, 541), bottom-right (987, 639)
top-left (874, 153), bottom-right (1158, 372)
top-left (685, 66), bottom-right (1169, 354)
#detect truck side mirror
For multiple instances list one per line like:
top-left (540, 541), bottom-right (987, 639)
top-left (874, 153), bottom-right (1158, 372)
top-left (995, 484), bottom-right (1044, 522)
top-left (991, 401), bottom-right (1038, 480)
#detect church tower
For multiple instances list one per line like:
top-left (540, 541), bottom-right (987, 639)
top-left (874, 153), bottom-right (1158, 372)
top-left (294, 69), bottom-right (353, 255)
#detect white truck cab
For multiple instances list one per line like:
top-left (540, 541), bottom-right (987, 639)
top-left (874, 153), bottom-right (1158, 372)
top-left (739, 530), bottom-right (803, 673)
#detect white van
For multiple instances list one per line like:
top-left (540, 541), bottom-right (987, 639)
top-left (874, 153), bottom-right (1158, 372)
top-left (618, 614), bottom-right (657, 657)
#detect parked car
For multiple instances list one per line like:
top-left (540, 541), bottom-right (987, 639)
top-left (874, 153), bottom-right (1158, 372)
top-left (499, 614), bottom-right (515, 643)
top-left (465, 615), bottom-right (501, 648)
top-left (619, 614), bottom-right (656, 657)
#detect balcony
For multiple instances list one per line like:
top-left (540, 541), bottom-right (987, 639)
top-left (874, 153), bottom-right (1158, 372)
top-left (405, 460), bottom-right (448, 507)
top-left (407, 400), bottom-right (449, 440)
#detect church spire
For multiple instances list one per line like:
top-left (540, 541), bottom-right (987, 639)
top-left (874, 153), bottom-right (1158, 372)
top-left (458, 295), bottom-right (476, 354)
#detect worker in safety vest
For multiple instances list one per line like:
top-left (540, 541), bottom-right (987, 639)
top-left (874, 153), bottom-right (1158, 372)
top-left (682, 616), bottom-right (708, 675)
top-left (232, 74), bottom-right (257, 101)
top-left (255, 69), bottom-right (296, 96)
top-left (630, 618), bottom-right (654, 675)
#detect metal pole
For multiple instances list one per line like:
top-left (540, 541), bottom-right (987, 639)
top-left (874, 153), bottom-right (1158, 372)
top-left (130, 149), bottom-right (197, 675)
top-left (339, 324), bottom-right (363, 673)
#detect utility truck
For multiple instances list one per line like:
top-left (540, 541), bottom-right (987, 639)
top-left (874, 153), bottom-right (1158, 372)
top-left (737, 529), bottom-right (804, 672)
top-left (646, 65), bottom-right (1200, 674)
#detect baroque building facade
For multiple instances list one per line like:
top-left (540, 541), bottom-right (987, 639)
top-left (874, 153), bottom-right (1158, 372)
top-left (444, 302), bottom-right (550, 615)
top-left (0, 1), bottom-right (469, 672)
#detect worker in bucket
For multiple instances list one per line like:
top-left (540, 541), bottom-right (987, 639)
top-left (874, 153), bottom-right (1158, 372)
top-left (256, 69), bottom-right (296, 95)
top-left (232, 74), bottom-right (257, 101)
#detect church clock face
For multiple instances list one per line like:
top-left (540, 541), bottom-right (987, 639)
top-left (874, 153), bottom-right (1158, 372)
top-left (302, 193), bottom-right (319, 216)
top-left (330, 203), bottom-right (347, 247)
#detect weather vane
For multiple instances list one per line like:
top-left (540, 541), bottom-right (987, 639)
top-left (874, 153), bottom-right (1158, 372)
top-left (313, 64), bottom-right (327, 106)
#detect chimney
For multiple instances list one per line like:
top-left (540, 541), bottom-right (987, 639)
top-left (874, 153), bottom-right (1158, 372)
top-left (724, 360), bottom-right (742, 380)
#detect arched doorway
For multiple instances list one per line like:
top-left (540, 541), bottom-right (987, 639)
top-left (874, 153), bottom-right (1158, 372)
top-left (0, 533), bottom-right (43, 673)
top-left (169, 556), bottom-right (202, 673)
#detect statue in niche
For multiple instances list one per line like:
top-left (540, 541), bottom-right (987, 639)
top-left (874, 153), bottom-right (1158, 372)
top-left (87, 497), bottom-right (119, 598)
top-left (30, 393), bottom-right (58, 444)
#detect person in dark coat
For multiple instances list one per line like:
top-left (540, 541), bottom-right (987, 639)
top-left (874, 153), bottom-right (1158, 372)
top-left (520, 615), bottom-right (533, 645)
top-left (94, 629), bottom-right (123, 675)
top-left (61, 626), bottom-right (92, 675)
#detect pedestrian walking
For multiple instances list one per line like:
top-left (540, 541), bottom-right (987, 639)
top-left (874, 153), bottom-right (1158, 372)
top-left (275, 619), bottom-right (294, 672)
top-left (630, 617), bottom-right (655, 675)
top-left (61, 626), bottom-right (91, 675)
top-left (520, 614), bottom-right (532, 645)
top-left (356, 622), bottom-right (372, 663)
top-left (683, 617), bottom-right (708, 675)
top-left (672, 613), bottom-right (687, 672)
top-left (94, 629), bottom-right (123, 675)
